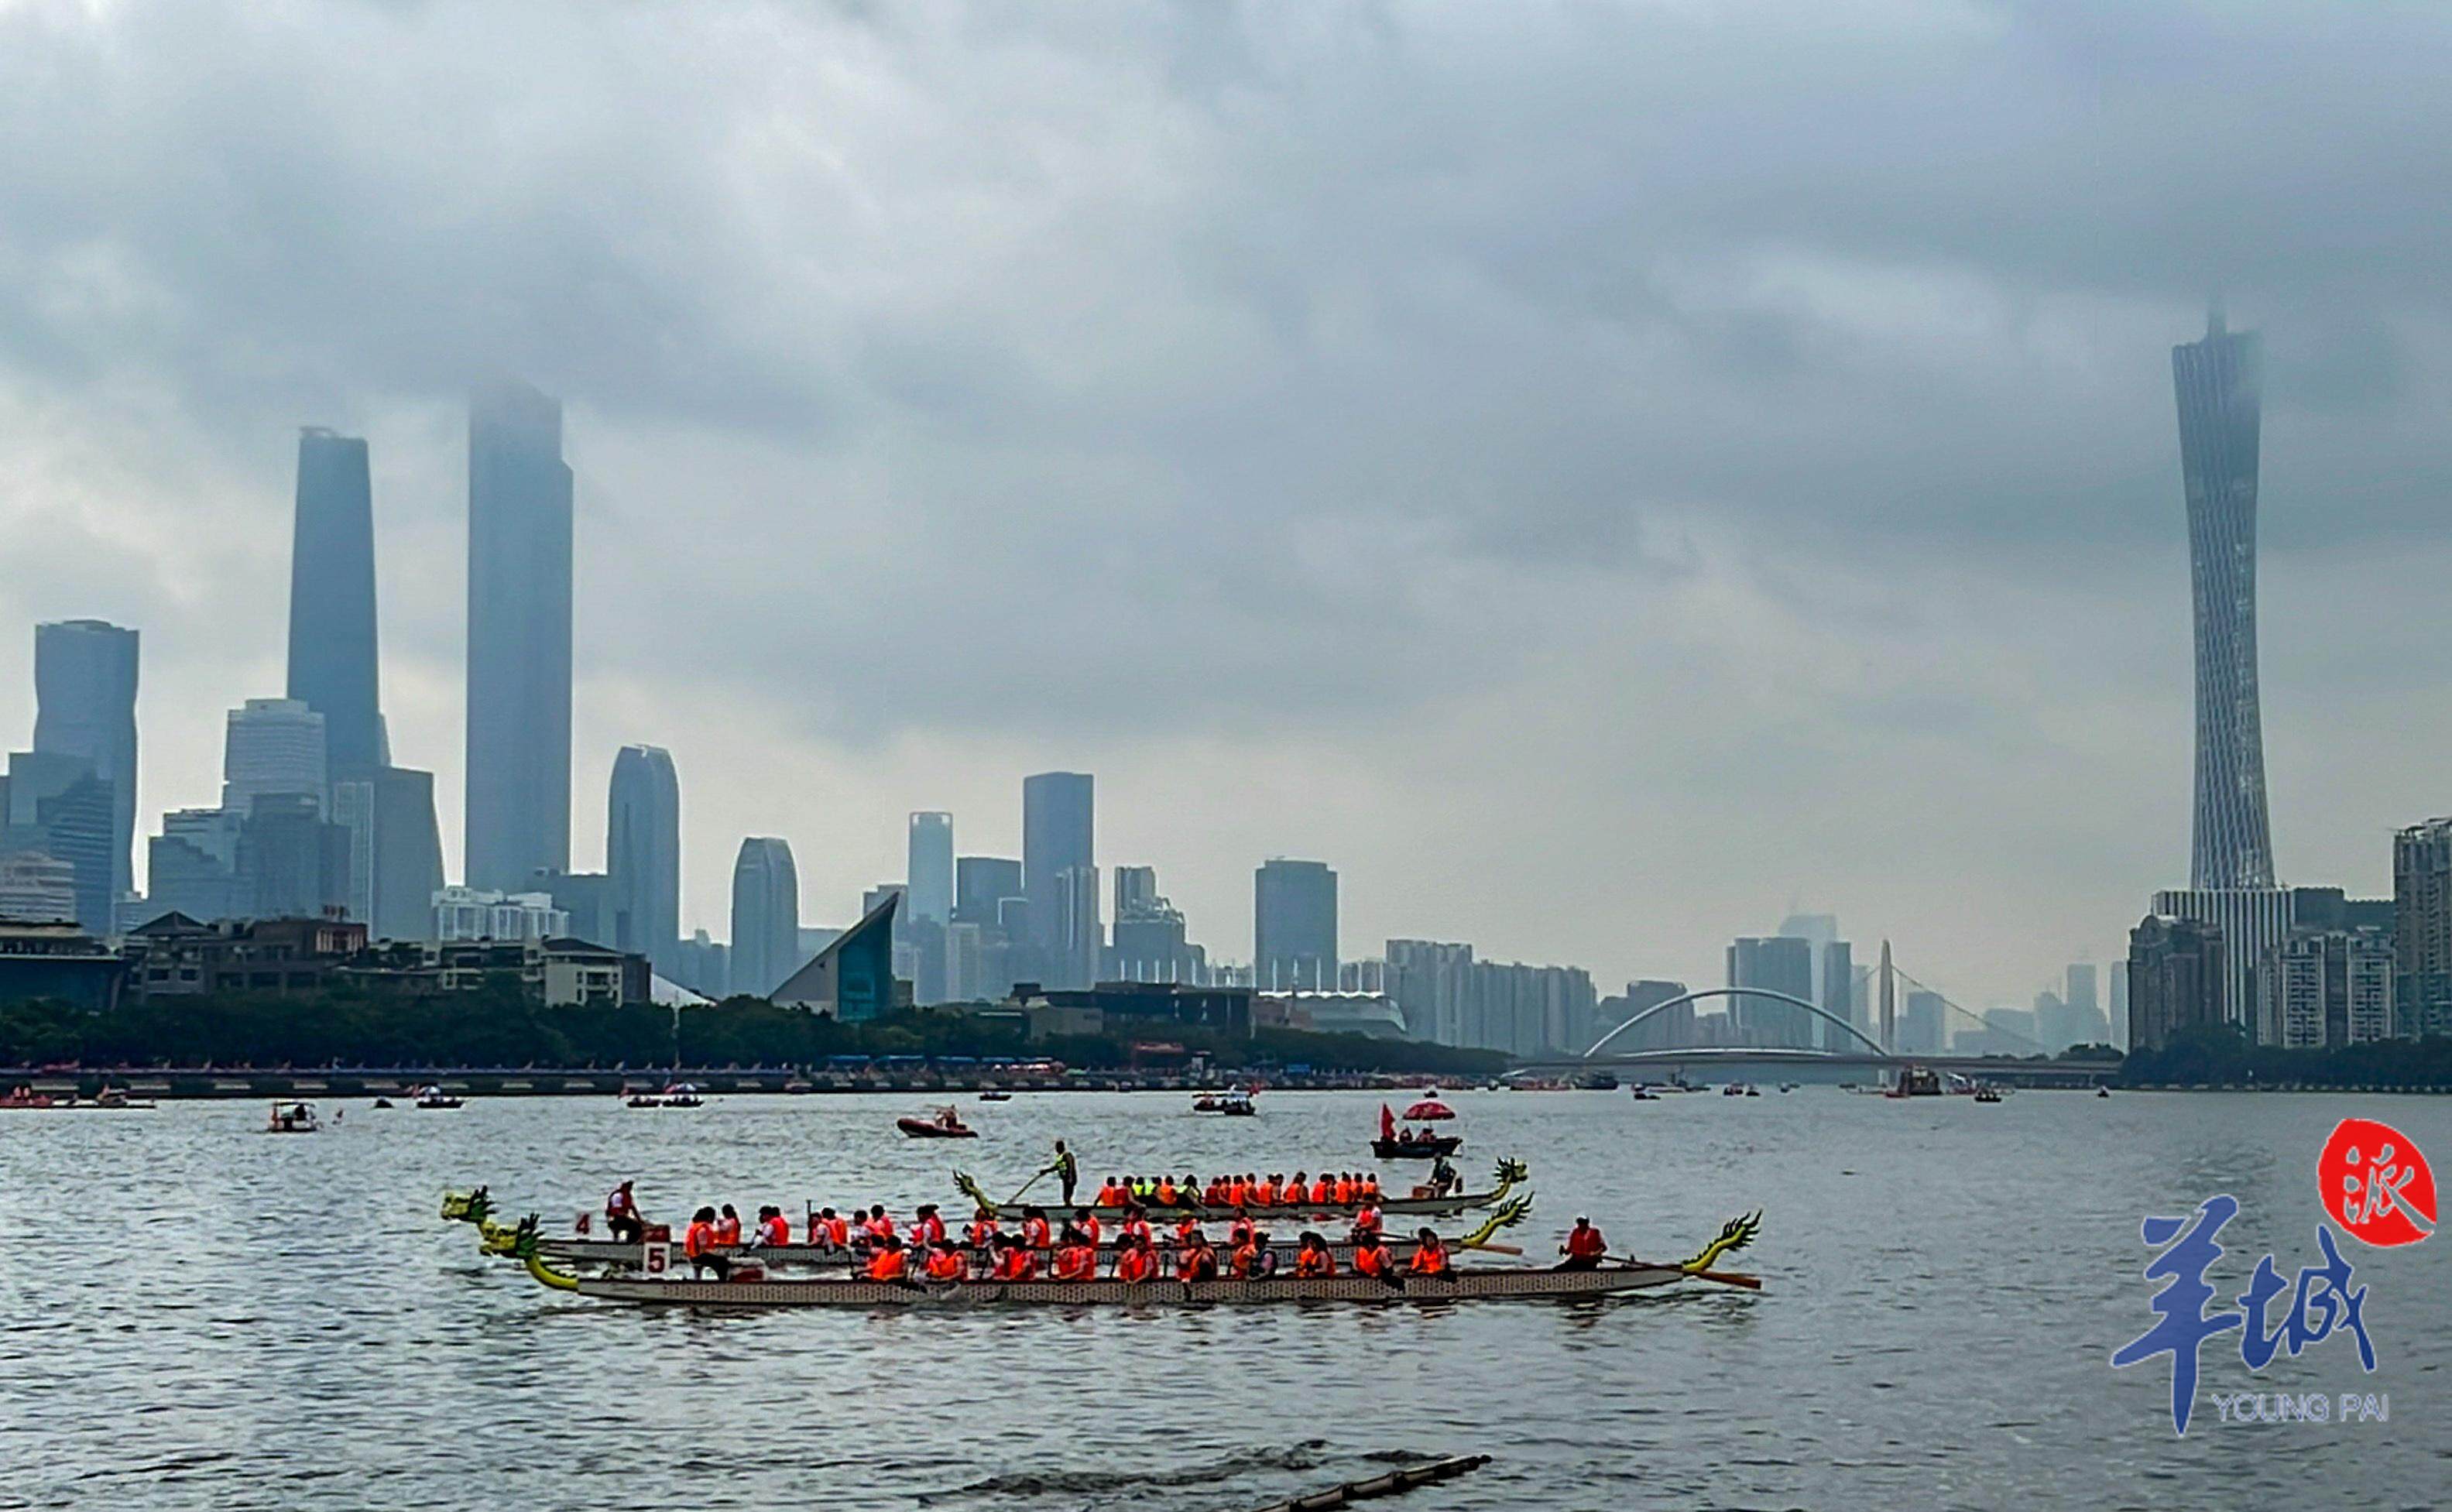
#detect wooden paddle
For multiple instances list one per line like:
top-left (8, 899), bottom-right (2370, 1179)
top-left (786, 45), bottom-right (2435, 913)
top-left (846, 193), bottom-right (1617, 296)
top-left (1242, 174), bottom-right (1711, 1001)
top-left (1617, 1256), bottom-right (1761, 1290)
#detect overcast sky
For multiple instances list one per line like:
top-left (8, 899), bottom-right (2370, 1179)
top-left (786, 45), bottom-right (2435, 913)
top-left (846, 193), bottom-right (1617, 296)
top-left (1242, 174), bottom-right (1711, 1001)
top-left (3, 0), bottom-right (2449, 1008)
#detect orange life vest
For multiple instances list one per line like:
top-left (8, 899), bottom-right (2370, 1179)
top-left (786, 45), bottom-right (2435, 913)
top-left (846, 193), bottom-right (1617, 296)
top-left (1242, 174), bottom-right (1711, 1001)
top-left (923, 1249), bottom-right (964, 1280)
top-left (1567, 1226), bottom-right (1607, 1260)
top-left (712, 1215), bottom-right (740, 1245)
top-left (1022, 1217), bottom-right (1051, 1249)
top-left (995, 1247), bottom-right (1038, 1281)
top-left (683, 1220), bottom-right (716, 1258)
top-left (1255, 1180), bottom-right (1277, 1206)
top-left (1156, 1178), bottom-right (1177, 1205)
top-left (866, 1248), bottom-right (908, 1281)
top-left (1296, 1247), bottom-right (1335, 1277)
top-left (1408, 1243), bottom-right (1449, 1276)
top-left (1353, 1243), bottom-right (1391, 1277)
top-left (760, 1215), bottom-right (790, 1246)
top-left (1361, 1177), bottom-right (1380, 1199)
top-left (1116, 1247), bottom-right (1155, 1282)
top-left (1230, 1243), bottom-right (1262, 1278)
top-left (1310, 1178), bottom-right (1332, 1205)
top-left (1053, 1245), bottom-right (1097, 1281)
top-left (1177, 1246), bottom-right (1216, 1281)
top-left (1333, 1178), bottom-right (1354, 1204)
top-left (823, 1216), bottom-right (849, 1246)
top-left (965, 1218), bottom-right (997, 1247)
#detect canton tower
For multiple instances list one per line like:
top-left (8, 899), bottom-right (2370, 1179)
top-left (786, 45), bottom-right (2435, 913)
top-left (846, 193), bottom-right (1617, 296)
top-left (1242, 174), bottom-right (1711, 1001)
top-left (2171, 302), bottom-right (2275, 889)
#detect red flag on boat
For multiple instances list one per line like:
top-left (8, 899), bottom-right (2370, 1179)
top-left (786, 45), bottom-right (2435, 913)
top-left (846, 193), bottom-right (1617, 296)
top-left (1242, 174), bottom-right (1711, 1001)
top-left (1380, 1102), bottom-right (1396, 1140)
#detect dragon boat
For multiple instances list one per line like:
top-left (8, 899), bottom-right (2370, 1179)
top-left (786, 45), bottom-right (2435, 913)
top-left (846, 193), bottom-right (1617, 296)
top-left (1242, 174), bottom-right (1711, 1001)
top-left (525, 1197), bottom-right (1536, 1270)
top-left (496, 1212), bottom-right (1764, 1308)
top-left (955, 1157), bottom-right (1529, 1222)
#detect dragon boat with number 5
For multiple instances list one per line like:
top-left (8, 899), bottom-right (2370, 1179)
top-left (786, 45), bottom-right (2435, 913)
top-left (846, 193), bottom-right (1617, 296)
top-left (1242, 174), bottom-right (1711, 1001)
top-left (495, 1211), bottom-right (1766, 1308)
top-left (954, 1157), bottom-right (1531, 1222)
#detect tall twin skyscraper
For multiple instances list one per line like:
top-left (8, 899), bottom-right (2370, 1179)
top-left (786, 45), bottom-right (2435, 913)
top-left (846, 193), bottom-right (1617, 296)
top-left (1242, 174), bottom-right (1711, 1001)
top-left (464, 381), bottom-right (575, 893)
top-left (283, 427), bottom-right (444, 941)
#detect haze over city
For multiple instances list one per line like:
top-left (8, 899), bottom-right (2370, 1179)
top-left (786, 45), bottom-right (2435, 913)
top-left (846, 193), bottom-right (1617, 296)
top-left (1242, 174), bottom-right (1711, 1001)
top-left (4, 1), bottom-right (2449, 1006)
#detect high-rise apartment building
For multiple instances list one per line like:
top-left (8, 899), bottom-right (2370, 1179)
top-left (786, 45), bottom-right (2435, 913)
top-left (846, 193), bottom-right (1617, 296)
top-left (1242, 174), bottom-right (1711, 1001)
top-left (2394, 818), bottom-right (2452, 1041)
top-left (32, 619), bottom-right (138, 904)
top-left (2173, 307), bottom-right (2276, 890)
top-left (2127, 913), bottom-right (2227, 1053)
top-left (608, 746), bottom-right (681, 975)
top-left (465, 380), bottom-right (574, 891)
top-left (729, 837), bottom-right (800, 997)
top-left (2150, 886), bottom-right (2295, 1042)
top-left (2264, 927), bottom-right (2395, 1050)
top-left (1254, 858), bottom-right (1338, 990)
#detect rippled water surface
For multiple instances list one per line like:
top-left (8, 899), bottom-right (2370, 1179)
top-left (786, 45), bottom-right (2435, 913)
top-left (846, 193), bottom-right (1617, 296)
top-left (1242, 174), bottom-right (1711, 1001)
top-left (3, 1088), bottom-right (2447, 1509)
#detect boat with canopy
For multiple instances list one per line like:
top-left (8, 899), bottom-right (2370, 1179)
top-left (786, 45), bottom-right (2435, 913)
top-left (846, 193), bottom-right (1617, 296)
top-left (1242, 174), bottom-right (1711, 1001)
top-left (955, 1157), bottom-right (1528, 1222)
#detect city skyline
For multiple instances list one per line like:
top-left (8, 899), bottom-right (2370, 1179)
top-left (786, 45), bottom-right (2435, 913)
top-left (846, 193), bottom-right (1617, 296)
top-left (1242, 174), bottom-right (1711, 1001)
top-left (5, 6), bottom-right (2452, 1004)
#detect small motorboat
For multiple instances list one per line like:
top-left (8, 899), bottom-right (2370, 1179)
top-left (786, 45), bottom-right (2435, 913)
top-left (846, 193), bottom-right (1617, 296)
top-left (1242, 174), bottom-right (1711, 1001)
top-left (1630, 1087), bottom-right (1662, 1102)
top-left (264, 1100), bottom-right (320, 1134)
top-left (1372, 1133), bottom-right (1463, 1159)
top-left (411, 1085), bottom-right (465, 1110)
top-left (1193, 1089), bottom-right (1257, 1116)
top-left (372, 1097), bottom-right (394, 1109)
top-left (1778, 1082), bottom-right (1799, 1094)
top-left (67, 1086), bottom-right (156, 1110)
top-left (899, 1108), bottom-right (977, 1139)
top-left (2097, 1086), bottom-right (2112, 1099)
top-left (977, 1090), bottom-right (1012, 1102)
top-left (1, 1086), bottom-right (58, 1109)
top-left (1744, 1085), bottom-right (1761, 1097)
top-left (1720, 1083), bottom-right (1744, 1097)
top-left (1973, 1085), bottom-right (2004, 1104)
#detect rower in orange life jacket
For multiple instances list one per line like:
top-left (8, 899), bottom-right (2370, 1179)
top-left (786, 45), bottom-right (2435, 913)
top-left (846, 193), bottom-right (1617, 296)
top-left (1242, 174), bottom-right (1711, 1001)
top-left (866, 1236), bottom-right (910, 1281)
top-left (910, 1205), bottom-right (947, 1246)
top-left (1351, 1234), bottom-right (1395, 1278)
top-left (683, 1206), bottom-right (731, 1281)
top-left (1173, 1216), bottom-right (1201, 1251)
top-left (1114, 1237), bottom-right (1157, 1283)
top-left (1203, 1176), bottom-right (1226, 1205)
top-left (1287, 1173), bottom-right (1308, 1209)
top-left (1295, 1234), bottom-right (1336, 1277)
top-left (820, 1209), bottom-right (851, 1248)
top-left (1351, 1202), bottom-right (1384, 1241)
top-left (1229, 1236), bottom-right (1263, 1278)
top-left (1071, 1209), bottom-right (1101, 1246)
top-left (862, 1205), bottom-right (895, 1243)
top-left (1117, 1209), bottom-right (1153, 1250)
top-left (1020, 1209), bottom-right (1052, 1250)
top-left (1255, 1176), bottom-right (1278, 1207)
top-left (1096, 1178), bottom-right (1124, 1208)
top-left (993, 1237), bottom-right (1039, 1281)
top-left (1309, 1174), bottom-right (1332, 1206)
top-left (921, 1242), bottom-right (965, 1281)
top-left (1052, 1239), bottom-right (1098, 1281)
top-left (965, 1209), bottom-right (999, 1249)
top-left (1360, 1174), bottom-right (1380, 1200)
top-left (1228, 1212), bottom-right (1256, 1248)
top-left (1176, 1233), bottom-right (1219, 1281)
top-left (1332, 1174), bottom-right (1355, 1205)
top-left (1559, 1215), bottom-right (1608, 1270)
top-left (712, 1205), bottom-right (742, 1246)
top-left (1407, 1229), bottom-right (1450, 1276)
top-left (754, 1206), bottom-right (790, 1247)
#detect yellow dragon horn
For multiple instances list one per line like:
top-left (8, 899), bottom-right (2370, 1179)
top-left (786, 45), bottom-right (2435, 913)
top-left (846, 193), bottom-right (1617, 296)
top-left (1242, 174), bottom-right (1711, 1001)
top-left (1678, 1210), bottom-right (1763, 1273)
top-left (1459, 1195), bottom-right (1534, 1247)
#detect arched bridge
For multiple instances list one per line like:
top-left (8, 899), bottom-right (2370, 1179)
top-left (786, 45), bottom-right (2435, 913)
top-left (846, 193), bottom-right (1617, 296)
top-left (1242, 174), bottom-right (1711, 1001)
top-left (1582, 986), bottom-right (1895, 1061)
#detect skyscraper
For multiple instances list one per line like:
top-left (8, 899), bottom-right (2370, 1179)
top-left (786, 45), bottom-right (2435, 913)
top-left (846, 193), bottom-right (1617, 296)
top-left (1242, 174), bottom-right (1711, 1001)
top-left (0, 749), bottom-right (115, 930)
top-left (1727, 936), bottom-right (1815, 1047)
top-left (221, 698), bottom-right (328, 816)
top-left (608, 746), bottom-right (681, 976)
top-left (2394, 818), bottom-right (2452, 1040)
top-left (32, 619), bottom-right (137, 903)
top-left (1021, 772), bottom-right (1093, 986)
top-left (286, 429), bottom-right (384, 770)
top-left (907, 811), bottom-right (953, 926)
top-left (2173, 306), bottom-right (2275, 890)
top-left (465, 380), bottom-right (574, 892)
top-left (1254, 858), bottom-right (1338, 990)
top-left (729, 836), bottom-right (799, 997)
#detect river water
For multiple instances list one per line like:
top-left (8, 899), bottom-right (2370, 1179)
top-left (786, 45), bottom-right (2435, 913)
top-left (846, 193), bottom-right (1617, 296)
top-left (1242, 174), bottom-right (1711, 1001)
top-left (1, 1088), bottom-right (2444, 1509)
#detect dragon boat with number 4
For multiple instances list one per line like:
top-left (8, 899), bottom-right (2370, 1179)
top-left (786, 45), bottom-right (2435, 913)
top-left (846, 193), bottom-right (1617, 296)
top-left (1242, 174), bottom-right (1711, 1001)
top-left (954, 1157), bottom-right (1531, 1222)
top-left (493, 1211), bottom-right (1765, 1308)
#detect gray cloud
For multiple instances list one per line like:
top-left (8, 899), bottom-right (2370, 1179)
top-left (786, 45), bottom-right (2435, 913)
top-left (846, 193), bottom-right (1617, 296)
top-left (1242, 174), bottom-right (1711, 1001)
top-left (0, 0), bottom-right (2446, 998)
